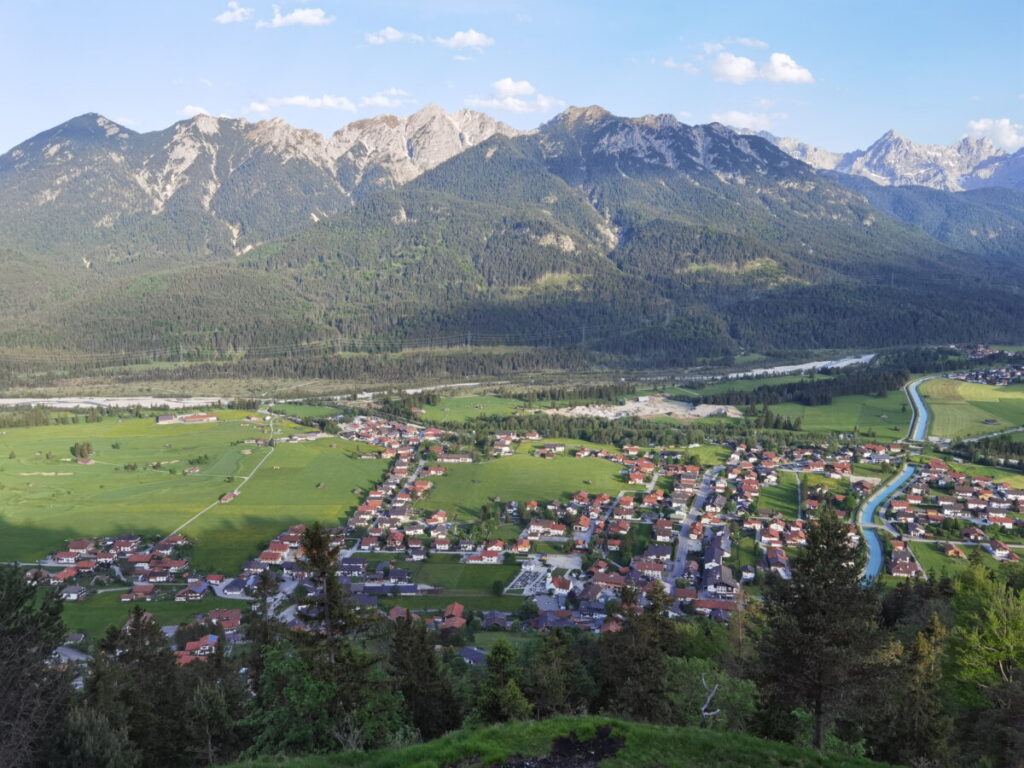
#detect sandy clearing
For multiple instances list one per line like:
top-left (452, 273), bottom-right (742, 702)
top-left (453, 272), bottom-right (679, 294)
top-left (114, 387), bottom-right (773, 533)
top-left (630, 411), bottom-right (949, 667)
top-left (544, 395), bottom-right (742, 421)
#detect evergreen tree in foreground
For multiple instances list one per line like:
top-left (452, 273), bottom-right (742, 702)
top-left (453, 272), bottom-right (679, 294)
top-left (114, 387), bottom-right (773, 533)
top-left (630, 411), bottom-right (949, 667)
top-left (754, 510), bottom-right (886, 751)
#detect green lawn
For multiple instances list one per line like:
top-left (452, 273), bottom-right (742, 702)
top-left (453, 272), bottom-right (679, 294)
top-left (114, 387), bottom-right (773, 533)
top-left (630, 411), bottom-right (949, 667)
top-left (769, 390), bottom-right (911, 436)
top-left (0, 414), bottom-right (387, 574)
top-left (61, 588), bottom-right (246, 643)
top-left (0, 411), bottom-right (285, 565)
top-left (907, 541), bottom-right (1008, 579)
top-left (732, 535), bottom-right (759, 571)
top-left (418, 454), bottom-right (626, 522)
top-left (920, 378), bottom-right (1024, 439)
top-left (182, 439), bottom-right (389, 572)
top-left (270, 404), bottom-right (345, 419)
top-left (758, 472), bottom-right (800, 519)
top-left (403, 556), bottom-right (520, 591)
top-left (420, 395), bottom-right (526, 424)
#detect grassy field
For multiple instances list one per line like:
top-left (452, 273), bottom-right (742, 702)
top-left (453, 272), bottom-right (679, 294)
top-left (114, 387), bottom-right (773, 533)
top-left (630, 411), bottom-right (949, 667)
top-left (419, 395), bottom-right (526, 424)
top-left (0, 413), bottom-right (389, 573)
top-left (914, 452), bottom-right (1024, 489)
top-left (61, 589), bottom-right (245, 642)
top-left (769, 390), bottom-right (911, 436)
top-left (403, 555), bottom-right (520, 591)
top-left (269, 404), bottom-right (345, 419)
top-left (182, 439), bottom-right (389, 572)
top-left (418, 454), bottom-right (626, 521)
top-left (758, 472), bottom-right (800, 519)
top-left (908, 541), bottom-right (1007, 579)
top-left (0, 411), bottom-right (284, 565)
top-left (920, 378), bottom-right (1024, 439)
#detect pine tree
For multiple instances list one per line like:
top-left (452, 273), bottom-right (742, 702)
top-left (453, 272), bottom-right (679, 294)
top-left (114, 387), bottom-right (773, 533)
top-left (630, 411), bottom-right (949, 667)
top-left (474, 641), bottom-right (530, 723)
top-left (0, 565), bottom-right (69, 767)
top-left (388, 618), bottom-right (461, 739)
top-left (754, 510), bottom-right (885, 750)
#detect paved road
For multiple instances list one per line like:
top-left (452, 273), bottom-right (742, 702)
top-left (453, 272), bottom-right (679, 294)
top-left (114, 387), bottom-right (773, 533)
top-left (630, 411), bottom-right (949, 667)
top-left (670, 465), bottom-right (723, 581)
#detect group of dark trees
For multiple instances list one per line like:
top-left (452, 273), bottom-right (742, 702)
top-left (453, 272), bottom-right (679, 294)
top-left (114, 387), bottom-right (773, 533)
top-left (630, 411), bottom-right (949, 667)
top-left (952, 434), bottom-right (1024, 466)
top-left (4, 514), bottom-right (1022, 767)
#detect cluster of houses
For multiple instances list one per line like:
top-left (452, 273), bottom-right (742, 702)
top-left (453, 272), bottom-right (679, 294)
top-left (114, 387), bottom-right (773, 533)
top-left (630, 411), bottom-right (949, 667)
top-left (155, 412), bottom-right (218, 425)
top-left (885, 458), bottom-right (1023, 568)
top-left (28, 533), bottom-right (200, 602)
top-left (947, 365), bottom-right (1024, 387)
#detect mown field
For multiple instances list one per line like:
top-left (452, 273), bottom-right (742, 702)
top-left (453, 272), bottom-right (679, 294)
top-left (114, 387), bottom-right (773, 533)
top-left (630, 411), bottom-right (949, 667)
top-left (419, 395), bottom-right (527, 424)
top-left (908, 541), bottom-right (1007, 579)
top-left (769, 390), bottom-right (911, 436)
top-left (61, 588), bottom-right (245, 641)
top-left (0, 413), bottom-right (389, 573)
top-left (758, 472), bottom-right (800, 519)
top-left (0, 411), bottom-right (280, 564)
top-left (920, 378), bottom-right (1024, 439)
top-left (403, 555), bottom-right (520, 592)
top-left (418, 454), bottom-right (626, 521)
top-left (182, 439), bottom-right (389, 572)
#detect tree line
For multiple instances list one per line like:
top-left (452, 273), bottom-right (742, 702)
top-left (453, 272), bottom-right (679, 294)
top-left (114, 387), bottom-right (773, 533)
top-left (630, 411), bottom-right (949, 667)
top-left (4, 513), bottom-right (1023, 767)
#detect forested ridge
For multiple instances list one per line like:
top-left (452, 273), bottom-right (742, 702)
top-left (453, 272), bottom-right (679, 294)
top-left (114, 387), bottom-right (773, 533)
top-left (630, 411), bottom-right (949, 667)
top-left (2, 109), bottom-right (1024, 380)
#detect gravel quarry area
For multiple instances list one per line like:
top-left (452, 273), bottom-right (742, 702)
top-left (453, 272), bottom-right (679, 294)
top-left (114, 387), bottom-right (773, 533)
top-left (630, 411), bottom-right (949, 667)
top-left (545, 396), bottom-right (742, 421)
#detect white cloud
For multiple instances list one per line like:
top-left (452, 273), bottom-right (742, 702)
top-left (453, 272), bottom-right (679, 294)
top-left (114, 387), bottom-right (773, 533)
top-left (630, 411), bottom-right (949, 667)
top-left (712, 52), bottom-right (759, 83)
top-left (711, 51), bottom-right (813, 84)
top-left (434, 28), bottom-right (495, 49)
top-left (365, 26), bottom-right (423, 44)
top-left (453, 54), bottom-right (472, 62)
top-left (760, 53), bottom-right (814, 83)
top-left (257, 6), bottom-right (334, 28)
top-left (467, 78), bottom-right (564, 114)
top-left (967, 117), bottom-right (1024, 151)
top-left (710, 110), bottom-right (781, 132)
top-left (662, 57), bottom-right (700, 74)
top-left (248, 94), bottom-right (356, 113)
top-left (213, 1), bottom-right (253, 23)
top-left (359, 87), bottom-right (415, 109)
top-left (181, 105), bottom-right (209, 118)
top-left (701, 42), bottom-right (725, 54)
top-left (729, 37), bottom-right (768, 48)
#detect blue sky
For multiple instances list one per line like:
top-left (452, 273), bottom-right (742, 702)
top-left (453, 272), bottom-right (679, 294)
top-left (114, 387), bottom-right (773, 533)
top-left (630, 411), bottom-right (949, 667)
top-left (2, 0), bottom-right (1021, 153)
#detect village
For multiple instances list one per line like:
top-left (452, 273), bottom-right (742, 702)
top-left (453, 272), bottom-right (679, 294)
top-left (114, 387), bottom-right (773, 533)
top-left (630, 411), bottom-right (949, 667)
top-left (35, 405), bottom-right (1023, 670)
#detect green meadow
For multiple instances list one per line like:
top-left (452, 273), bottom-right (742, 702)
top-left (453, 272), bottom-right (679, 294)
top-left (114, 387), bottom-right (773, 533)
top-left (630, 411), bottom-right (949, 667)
top-left (270, 404), bottom-right (346, 419)
top-left (61, 589), bottom-right (246, 642)
top-left (0, 412), bottom-right (277, 562)
top-left (181, 439), bottom-right (389, 572)
top-left (0, 413), bottom-right (388, 573)
top-left (920, 378), bottom-right (1024, 439)
top-left (769, 390), bottom-right (912, 435)
top-left (403, 555), bottom-right (520, 592)
top-left (417, 454), bottom-right (626, 521)
top-left (758, 472), bottom-right (800, 519)
top-left (419, 394), bottom-right (526, 424)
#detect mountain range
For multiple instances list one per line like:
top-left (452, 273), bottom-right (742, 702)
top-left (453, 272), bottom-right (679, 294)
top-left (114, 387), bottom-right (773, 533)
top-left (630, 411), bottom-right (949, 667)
top-left (755, 128), bottom-right (1024, 192)
top-left (1, 105), bottom-right (1023, 379)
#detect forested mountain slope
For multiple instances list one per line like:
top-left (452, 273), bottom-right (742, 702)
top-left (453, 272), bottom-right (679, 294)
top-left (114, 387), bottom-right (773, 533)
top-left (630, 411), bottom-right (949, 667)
top-left (2, 106), bottom-right (1024, 375)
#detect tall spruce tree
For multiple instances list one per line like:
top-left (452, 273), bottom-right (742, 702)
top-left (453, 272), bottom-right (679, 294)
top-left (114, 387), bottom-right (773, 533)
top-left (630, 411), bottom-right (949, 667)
top-left (0, 565), bottom-right (70, 768)
top-left (388, 618), bottom-right (461, 739)
top-left (754, 510), bottom-right (885, 750)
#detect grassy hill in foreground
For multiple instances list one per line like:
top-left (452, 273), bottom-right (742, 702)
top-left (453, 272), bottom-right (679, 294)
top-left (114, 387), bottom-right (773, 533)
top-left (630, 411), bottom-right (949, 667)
top-left (233, 716), bottom-right (893, 768)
